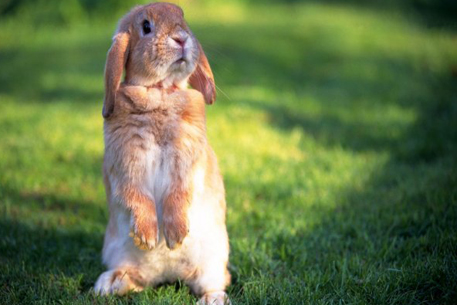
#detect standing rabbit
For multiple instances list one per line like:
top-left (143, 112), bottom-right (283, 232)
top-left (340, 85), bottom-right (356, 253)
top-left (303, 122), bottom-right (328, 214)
top-left (94, 3), bottom-right (230, 304)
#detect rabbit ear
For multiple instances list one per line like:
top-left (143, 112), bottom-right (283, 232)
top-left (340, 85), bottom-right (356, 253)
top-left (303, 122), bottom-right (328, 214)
top-left (102, 31), bottom-right (130, 118)
top-left (189, 42), bottom-right (216, 105)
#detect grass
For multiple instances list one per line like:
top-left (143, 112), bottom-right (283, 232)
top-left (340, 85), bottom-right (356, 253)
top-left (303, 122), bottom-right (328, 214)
top-left (1, 1), bottom-right (457, 304)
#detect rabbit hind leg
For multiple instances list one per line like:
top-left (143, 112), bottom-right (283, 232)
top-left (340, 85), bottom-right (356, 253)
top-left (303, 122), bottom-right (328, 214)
top-left (94, 268), bottom-right (144, 296)
top-left (187, 259), bottom-right (231, 305)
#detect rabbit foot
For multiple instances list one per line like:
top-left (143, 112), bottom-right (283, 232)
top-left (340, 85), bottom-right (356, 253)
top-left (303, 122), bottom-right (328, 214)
top-left (94, 269), bottom-right (143, 296)
top-left (130, 214), bottom-right (159, 251)
top-left (197, 291), bottom-right (231, 305)
top-left (163, 214), bottom-right (189, 250)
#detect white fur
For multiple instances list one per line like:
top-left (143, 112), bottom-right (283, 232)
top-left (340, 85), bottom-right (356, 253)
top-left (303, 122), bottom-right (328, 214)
top-left (198, 291), bottom-right (231, 305)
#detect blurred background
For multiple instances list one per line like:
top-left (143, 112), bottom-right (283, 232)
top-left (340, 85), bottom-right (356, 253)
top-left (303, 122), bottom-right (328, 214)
top-left (0, 0), bottom-right (456, 304)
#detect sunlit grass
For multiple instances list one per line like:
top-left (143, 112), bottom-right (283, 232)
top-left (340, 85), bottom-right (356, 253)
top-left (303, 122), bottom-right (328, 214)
top-left (1, 2), bottom-right (456, 304)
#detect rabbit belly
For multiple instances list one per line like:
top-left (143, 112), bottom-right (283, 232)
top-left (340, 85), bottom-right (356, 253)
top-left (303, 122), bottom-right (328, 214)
top-left (135, 162), bottom-right (228, 289)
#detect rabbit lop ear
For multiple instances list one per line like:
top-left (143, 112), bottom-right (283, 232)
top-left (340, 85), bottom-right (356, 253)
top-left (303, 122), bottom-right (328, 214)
top-left (102, 31), bottom-right (130, 118)
top-left (189, 43), bottom-right (216, 105)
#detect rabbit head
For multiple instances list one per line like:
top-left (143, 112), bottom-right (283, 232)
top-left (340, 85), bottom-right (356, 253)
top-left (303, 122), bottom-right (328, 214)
top-left (102, 2), bottom-right (216, 118)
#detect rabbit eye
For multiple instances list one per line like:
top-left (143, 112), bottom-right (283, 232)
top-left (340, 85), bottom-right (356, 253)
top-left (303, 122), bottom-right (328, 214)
top-left (142, 20), bottom-right (152, 35)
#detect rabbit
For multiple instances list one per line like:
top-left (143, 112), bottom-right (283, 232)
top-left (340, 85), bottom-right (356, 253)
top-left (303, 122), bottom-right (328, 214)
top-left (93, 3), bottom-right (231, 305)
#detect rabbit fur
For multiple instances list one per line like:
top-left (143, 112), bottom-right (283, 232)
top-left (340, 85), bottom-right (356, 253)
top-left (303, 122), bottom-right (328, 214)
top-left (94, 3), bottom-right (230, 304)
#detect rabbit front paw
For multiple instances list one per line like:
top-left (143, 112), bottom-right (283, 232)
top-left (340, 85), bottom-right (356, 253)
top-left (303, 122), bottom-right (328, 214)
top-left (129, 213), bottom-right (159, 251)
top-left (162, 190), bottom-right (190, 249)
top-left (163, 212), bottom-right (189, 250)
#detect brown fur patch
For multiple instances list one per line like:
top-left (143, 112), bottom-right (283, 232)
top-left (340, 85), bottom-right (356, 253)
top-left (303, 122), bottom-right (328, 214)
top-left (189, 42), bottom-right (216, 105)
top-left (110, 268), bottom-right (145, 295)
top-left (111, 270), bottom-right (124, 283)
top-left (162, 183), bottom-right (191, 249)
top-left (122, 186), bottom-right (158, 249)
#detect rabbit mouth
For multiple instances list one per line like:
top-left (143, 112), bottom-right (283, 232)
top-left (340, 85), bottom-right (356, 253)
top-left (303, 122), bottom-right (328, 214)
top-left (171, 57), bottom-right (189, 70)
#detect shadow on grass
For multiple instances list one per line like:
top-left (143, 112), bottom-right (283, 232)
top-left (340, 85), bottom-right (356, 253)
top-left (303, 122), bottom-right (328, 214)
top-left (224, 33), bottom-right (457, 305)
top-left (224, 76), bottom-right (457, 303)
top-left (302, 0), bottom-right (457, 31)
top-left (0, 178), bottom-right (107, 296)
top-left (0, 218), bottom-right (104, 303)
top-left (0, 41), bottom-right (106, 103)
top-left (197, 7), bottom-right (457, 302)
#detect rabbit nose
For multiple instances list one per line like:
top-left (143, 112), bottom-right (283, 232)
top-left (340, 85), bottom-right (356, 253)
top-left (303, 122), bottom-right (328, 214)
top-left (171, 35), bottom-right (187, 48)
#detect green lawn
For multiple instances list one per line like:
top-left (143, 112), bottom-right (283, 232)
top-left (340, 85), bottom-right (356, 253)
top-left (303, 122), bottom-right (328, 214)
top-left (1, 2), bottom-right (457, 304)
